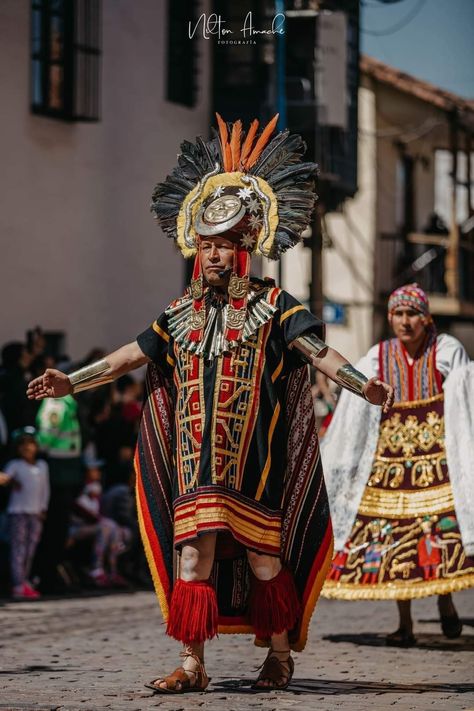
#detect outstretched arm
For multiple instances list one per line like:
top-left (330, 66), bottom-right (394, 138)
top-left (27, 341), bottom-right (150, 400)
top-left (290, 333), bottom-right (394, 413)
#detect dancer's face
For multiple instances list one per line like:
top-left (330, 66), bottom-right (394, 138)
top-left (199, 235), bottom-right (235, 288)
top-left (389, 307), bottom-right (427, 345)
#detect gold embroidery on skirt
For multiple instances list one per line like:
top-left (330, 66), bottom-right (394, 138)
top-left (376, 409), bottom-right (444, 459)
top-left (359, 483), bottom-right (455, 518)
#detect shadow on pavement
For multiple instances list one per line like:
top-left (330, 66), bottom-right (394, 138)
top-left (213, 677), bottom-right (474, 696)
top-left (418, 617), bottom-right (474, 628)
top-left (323, 631), bottom-right (474, 652)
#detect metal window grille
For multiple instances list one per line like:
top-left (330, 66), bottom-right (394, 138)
top-left (31, 0), bottom-right (101, 121)
top-left (167, 0), bottom-right (198, 107)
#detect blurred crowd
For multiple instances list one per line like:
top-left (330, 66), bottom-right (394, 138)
top-left (0, 328), bottom-right (151, 600)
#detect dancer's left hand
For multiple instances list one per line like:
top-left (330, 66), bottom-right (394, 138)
top-left (363, 378), bottom-right (394, 413)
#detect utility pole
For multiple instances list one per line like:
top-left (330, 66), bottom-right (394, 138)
top-left (275, 0), bottom-right (286, 288)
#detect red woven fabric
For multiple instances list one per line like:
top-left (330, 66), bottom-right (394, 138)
top-left (249, 566), bottom-right (301, 639)
top-left (166, 579), bottom-right (218, 643)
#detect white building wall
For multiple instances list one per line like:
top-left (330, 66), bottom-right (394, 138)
top-left (0, 0), bottom-right (211, 357)
top-left (322, 84), bottom-right (377, 361)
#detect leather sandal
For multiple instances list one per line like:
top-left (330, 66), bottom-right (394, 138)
top-left (145, 651), bottom-right (210, 694)
top-left (252, 649), bottom-right (294, 691)
top-left (386, 628), bottom-right (416, 647)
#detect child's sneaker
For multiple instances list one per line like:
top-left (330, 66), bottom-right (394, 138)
top-left (89, 568), bottom-right (109, 588)
top-left (108, 573), bottom-right (129, 589)
top-left (24, 582), bottom-right (41, 598)
top-left (12, 583), bottom-right (40, 600)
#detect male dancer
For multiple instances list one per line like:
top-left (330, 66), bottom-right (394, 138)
top-left (28, 116), bottom-right (393, 691)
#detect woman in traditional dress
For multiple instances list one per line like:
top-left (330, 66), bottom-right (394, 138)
top-left (321, 284), bottom-right (474, 645)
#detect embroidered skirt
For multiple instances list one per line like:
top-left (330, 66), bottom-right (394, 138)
top-left (323, 393), bottom-right (474, 600)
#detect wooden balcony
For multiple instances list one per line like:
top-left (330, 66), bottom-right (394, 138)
top-left (406, 228), bottom-right (474, 318)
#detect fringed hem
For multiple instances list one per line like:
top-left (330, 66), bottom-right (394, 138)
top-left (322, 572), bottom-right (474, 601)
top-left (248, 567), bottom-right (301, 639)
top-left (167, 579), bottom-right (218, 643)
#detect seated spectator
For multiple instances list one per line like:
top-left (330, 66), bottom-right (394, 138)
top-left (115, 375), bottom-right (143, 432)
top-left (101, 465), bottom-right (150, 587)
top-left (88, 392), bottom-right (136, 488)
top-left (68, 480), bottom-right (130, 588)
top-left (0, 428), bottom-right (50, 600)
top-left (101, 465), bottom-right (135, 530)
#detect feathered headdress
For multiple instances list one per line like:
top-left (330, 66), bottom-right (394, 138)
top-left (151, 113), bottom-right (318, 260)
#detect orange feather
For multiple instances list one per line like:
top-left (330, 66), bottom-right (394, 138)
top-left (240, 119), bottom-right (259, 168)
top-left (215, 112), bottom-right (232, 172)
top-left (229, 120), bottom-right (242, 171)
top-left (225, 143), bottom-right (232, 173)
top-left (245, 113), bottom-right (279, 169)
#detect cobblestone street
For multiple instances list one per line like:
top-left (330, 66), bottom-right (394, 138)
top-left (0, 589), bottom-right (473, 711)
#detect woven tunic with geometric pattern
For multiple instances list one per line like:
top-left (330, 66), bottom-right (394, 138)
top-left (134, 282), bottom-right (333, 650)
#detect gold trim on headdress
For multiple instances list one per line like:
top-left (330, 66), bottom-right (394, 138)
top-left (176, 172), bottom-right (279, 258)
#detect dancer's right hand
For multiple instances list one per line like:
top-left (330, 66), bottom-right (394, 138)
top-left (27, 368), bottom-right (72, 400)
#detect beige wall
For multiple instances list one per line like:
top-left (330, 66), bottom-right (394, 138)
top-left (322, 83), bottom-right (377, 361)
top-left (319, 76), bottom-right (463, 360)
top-left (0, 0), bottom-right (211, 357)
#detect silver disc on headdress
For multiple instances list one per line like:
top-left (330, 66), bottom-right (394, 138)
top-left (194, 194), bottom-right (246, 236)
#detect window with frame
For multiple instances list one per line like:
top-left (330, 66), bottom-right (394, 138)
top-left (31, 0), bottom-right (101, 121)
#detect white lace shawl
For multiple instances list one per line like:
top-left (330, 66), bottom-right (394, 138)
top-left (320, 334), bottom-right (474, 554)
top-left (320, 351), bottom-right (380, 551)
top-left (444, 362), bottom-right (474, 555)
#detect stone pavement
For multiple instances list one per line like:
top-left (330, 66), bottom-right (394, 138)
top-left (0, 589), bottom-right (473, 711)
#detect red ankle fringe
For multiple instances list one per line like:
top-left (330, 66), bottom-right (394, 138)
top-left (249, 566), bottom-right (301, 639)
top-left (166, 579), bottom-right (218, 644)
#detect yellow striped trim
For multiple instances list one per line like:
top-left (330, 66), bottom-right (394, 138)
top-left (358, 483), bottom-right (454, 518)
top-left (293, 536), bottom-right (334, 652)
top-left (280, 304), bottom-right (305, 325)
top-left (322, 572), bottom-right (474, 601)
top-left (174, 507), bottom-right (281, 547)
top-left (218, 624), bottom-right (254, 635)
top-left (135, 466), bottom-right (169, 622)
top-left (152, 321), bottom-right (170, 342)
top-left (175, 494), bottom-right (280, 527)
top-left (393, 392), bottom-right (444, 409)
top-left (271, 356), bottom-right (284, 383)
top-left (166, 353), bottom-right (175, 367)
top-left (255, 401), bottom-right (281, 501)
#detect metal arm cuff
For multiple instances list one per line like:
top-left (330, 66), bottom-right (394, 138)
top-left (336, 364), bottom-right (368, 398)
top-left (68, 359), bottom-right (114, 394)
top-left (289, 332), bottom-right (329, 365)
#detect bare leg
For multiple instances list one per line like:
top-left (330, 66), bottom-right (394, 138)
top-left (397, 600), bottom-right (413, 633)
top-left (247, 552), bottom-right (292, 688)
top-left (154, 532), bottom-right (217, 690)
top-left (386, 600), bottom-right (416, 646)
top-left (437, 592), bottom-right (456, 616)
top-left (438, 593), bottom-right (462, 638)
